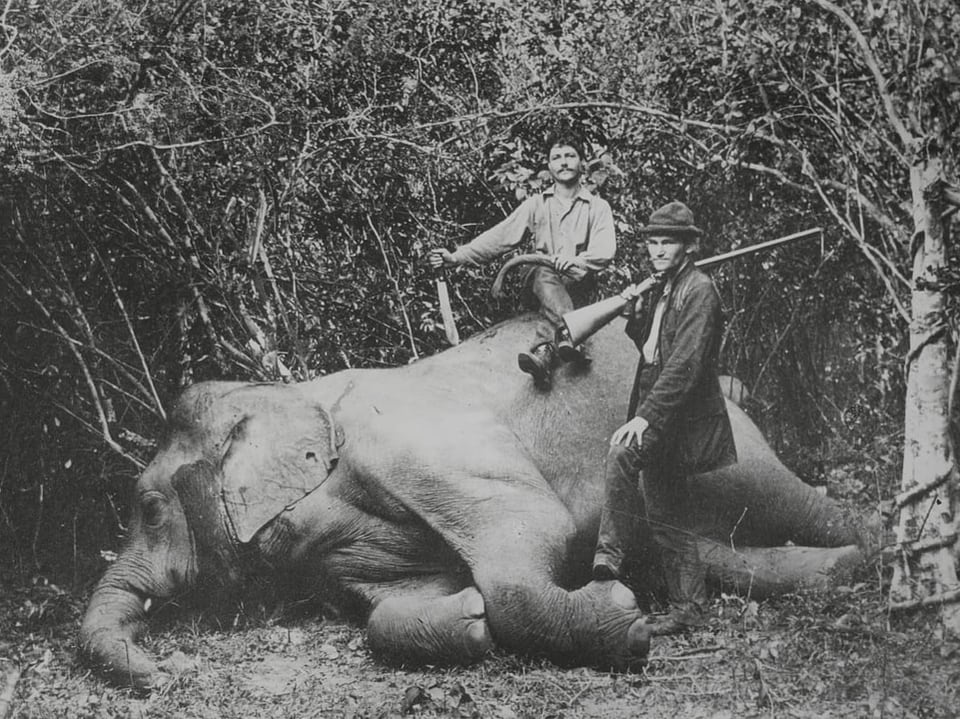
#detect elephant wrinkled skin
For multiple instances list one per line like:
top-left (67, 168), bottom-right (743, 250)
top-left (80, 315), bottom-right (866, 687)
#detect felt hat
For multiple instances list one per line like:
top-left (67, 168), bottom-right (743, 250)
top-left (639, 201), bottom-right (703, 237)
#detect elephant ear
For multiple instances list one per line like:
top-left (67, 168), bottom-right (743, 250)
top-left (219, 402), bottom-right (341, 543)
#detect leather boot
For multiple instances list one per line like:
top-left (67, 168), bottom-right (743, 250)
top-left (556, 327), bottom-right (589, 364)
top-left (517, 343), bottom-right (556, 389)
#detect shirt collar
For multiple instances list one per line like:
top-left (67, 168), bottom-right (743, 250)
top-left (543, 184), bottom-right (595, 203)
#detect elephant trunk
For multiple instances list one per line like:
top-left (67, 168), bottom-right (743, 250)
top-left (79, 572), bottom-right (158, 688)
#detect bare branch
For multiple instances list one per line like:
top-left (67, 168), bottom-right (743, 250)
top-left (119, 178), bottom-right (227, 369)
top-left (1, 265), bottom-right (143, 468)
top-left (802, 156), bottom-right (911, 321)
top-left (402, 100), bottom-right (784, 148)
top-left (248, 188), bottom-right (312, 379)
top-left (42, 190), bottom-right (167, 420)
top-left (150, 147), bottom-right (204, 237)
top-left (889, 585), bottom-right (960, 612)
top-left (0, 0), bottom-right (17, 60)
top-left (22, 322), bottom-right (160, 415)
top-left (808, 0), bottom-right (915, 148)
top-left (30, 120), bottom-right (284, 160)
top-left (365, 215), bottom-right (420, 360)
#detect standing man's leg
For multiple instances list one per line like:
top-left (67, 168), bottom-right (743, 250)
top-left (642, 464), bottom-right (708, 634)
top-left (593, 444), bottom-right (645, 581)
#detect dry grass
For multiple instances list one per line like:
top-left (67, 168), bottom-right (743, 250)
top-left (2, 564), bottom-right (958, 719)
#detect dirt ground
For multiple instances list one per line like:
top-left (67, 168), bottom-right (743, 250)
top-left (2, 563), bottom-right (958, 719)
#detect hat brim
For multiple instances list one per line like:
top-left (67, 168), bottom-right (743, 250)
top-left (639, 224), bottom-right (703, 237)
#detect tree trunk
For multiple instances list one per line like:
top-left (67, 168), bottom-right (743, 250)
top-left (889, 151), bottom-right (960, 634)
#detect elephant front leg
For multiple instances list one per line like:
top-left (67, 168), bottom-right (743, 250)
top-left (366, 585), bottom-right (493, 665)
top-left (477, 569), bottom-right (651, 671)
top-left (353, 416), bottom-right (652, 670)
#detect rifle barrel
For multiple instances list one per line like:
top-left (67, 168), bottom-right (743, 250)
top-left (695, 227), bottom-right (822, 270)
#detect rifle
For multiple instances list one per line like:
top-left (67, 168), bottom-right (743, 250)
top-left (562, 227), bottom-right (823, 345)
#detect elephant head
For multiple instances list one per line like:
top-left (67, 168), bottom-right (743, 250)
top-left (80, 383), bottom-right (341, 687)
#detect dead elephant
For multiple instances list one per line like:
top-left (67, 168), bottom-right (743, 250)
top-left (80, 314), bottom-right (866, 687)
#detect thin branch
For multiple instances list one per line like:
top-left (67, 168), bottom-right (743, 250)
top-left (248, 188), bottom-right (311, 378)
top-left (22, 323), bottom-right (161, 414)
top-left (22, 60), bottom-right (114, 86)
top-left (889, 585), bottom-right (960, 612)
top-left (809, 0), bottom-right (915, 148)
top-left (895, 465), bottom-right (958, 509)
top-left (905, 324), bottom-right (948, 365)
top-left (118, 179), bottom-right (226, 369)
top-left (722, 154), bottom-right (905, 239)
top-left (0, 0), bottom-right (17, 59)
top-left (150, 147), bottom-right (203, 236)
top-left (948, 322), bottom-right (960, 466)
top-left (803, 156), bottom-right (911, 321)
top-left (0, 265), bottom-right (142, 468)
top-left (34, 120), bottom-right (283, 160)
top-left (365, 215), bottom-right (420, 360)
top-left (45, 191), bottom-right (166, 420)
top-left (406, 100), bottom-right (769, 144)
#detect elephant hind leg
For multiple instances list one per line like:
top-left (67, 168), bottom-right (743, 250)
top-left (699, 539), bottom-right (866, 598)
top-left (367, 585), bottom-right (493, 665)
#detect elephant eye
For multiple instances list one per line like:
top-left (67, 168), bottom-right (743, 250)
top-left (140, 493), bottom-right (166, 528)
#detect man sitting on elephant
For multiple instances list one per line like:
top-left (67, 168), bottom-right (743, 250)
top-left (428, 130), bottom-right (616, 389)
top-left (593, 200), bottom-right (736, 636)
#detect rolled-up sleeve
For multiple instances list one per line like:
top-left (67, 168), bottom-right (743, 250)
top-left (451, 198), bottom-right (537, 266)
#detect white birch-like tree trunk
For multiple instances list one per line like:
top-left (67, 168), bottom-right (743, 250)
top-left (889, 153), bottom-right (960, 634)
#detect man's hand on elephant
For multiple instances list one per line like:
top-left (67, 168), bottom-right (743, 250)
top-left (429, 249), bottom-right (457, 269)
top-left (611, 416), bottom-right (649, 447)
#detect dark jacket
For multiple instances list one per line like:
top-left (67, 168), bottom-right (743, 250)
top-left (625, 260), bottom-right (736, 475)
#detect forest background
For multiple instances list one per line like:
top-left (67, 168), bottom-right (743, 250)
top-left (0, 0), bottom-right (959, 716)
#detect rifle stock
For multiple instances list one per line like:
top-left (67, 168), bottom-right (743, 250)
top-left (563, 295), bottom-right (629, 347)
top-left (562, 227), bottom-right (822, 346)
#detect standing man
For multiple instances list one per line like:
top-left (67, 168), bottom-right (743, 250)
top-left (591, 201), bottom-right (737, 635)
top-left (428, 131), bottom-right (616, 389)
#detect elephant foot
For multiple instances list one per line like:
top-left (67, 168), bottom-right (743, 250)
top-left (579, 580), bottom-right (651, 672)
top-left (367, 586), bottom-right (493, 665)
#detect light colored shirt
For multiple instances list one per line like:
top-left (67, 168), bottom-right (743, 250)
top-left (450, 186), bottom-right (616, 282)
top-left (642, 289), bottom-right (668, 364)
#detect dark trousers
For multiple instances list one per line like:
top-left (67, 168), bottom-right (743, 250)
top-left (594, 443), bottom-right (707, 613)
top-left (524, 265), bottom-right (596, 351)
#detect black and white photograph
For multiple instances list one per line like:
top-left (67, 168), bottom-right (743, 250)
top-left (1, 1), bottom-right (958, 716)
